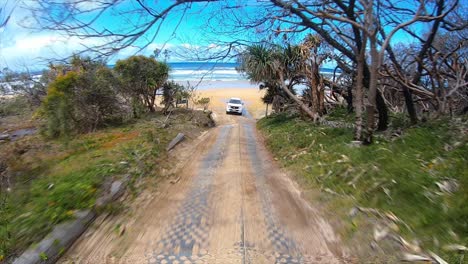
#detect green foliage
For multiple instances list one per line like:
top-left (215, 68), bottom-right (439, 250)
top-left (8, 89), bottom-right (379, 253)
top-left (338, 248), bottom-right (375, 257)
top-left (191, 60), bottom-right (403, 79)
top-left (162, 81), bottom-right (189, 112)
top-left (260, 82), bottom-right (290, 105)
top-left (197, 97), bottom-right (210, 105)
top-left (39, 252), bottom-right (48, 260)
top-left (197, 97), bottom-right (210, 110)
top-left (391, 112), bottom-right (412, 129)
top-left (238, 44), bottom-right (278, 83)
top-left (0, 114), bottom-right (186, 258)
top-left (41, 71), bottom-right (77, 137)
top-left (325, 106), bottom-right (355, 123)
top-left (238, 44), bottom-right (300, 113)
top-left (115, 56), bottom-right (169, 113)
top-left (74, 64), bottom-right (124, 127)
top-left (238, 43), bottom-right (309, 86)
top-left (0, 96), bottom-right (31, 117)
top-left (40, 57), bottom-right (124, 137)
top-left (258, 114), bottom-right (467, 261)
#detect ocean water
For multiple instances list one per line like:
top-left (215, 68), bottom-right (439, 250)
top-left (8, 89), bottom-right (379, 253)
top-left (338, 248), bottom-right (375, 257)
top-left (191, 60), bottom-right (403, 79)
top-left (168, 62), bottom-right (338, 81)
top-left (167, 62), bottom-right (338, 89)
top-left (0, 62), bottom-right (339, 92)
top-left (168, 62), bottom-right (256, 89)
top-left (168, 62), bottom-right (243, 82)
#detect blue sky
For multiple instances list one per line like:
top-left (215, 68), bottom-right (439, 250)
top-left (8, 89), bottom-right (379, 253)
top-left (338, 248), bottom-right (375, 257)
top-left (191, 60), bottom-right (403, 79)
top-left (0, 0), bottom-right (238, 71)
top-left (0, 0), bottom-right (429, 72)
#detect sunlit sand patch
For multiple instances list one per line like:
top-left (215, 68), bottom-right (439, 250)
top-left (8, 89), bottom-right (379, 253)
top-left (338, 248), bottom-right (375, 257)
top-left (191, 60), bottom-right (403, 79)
top-left (197, 88), bottom-right (267, 119)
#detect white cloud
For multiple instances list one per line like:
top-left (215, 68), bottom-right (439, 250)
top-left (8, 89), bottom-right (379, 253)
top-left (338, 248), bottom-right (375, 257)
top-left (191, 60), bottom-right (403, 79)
top-left (74, 1), bottom-right (107, 11)
top-left (0, 5), bottom-right (227, 71)
top-left (0, 32), bottom-right (110, 70)
top-left (0, 31), bottom-right (230, 70)
top-left (0, 3), bottom-right (228, 71)
top-left (0, 2), bottom-right (111, 70)
top-left (180, 43), bottom-right (201, 49)
top-left (0, 3), bottom-right (180, 71)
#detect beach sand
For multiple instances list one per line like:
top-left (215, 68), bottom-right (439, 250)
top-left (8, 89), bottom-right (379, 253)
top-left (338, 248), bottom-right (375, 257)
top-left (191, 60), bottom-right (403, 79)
top-left (196, 87), bottom-right (267, 119)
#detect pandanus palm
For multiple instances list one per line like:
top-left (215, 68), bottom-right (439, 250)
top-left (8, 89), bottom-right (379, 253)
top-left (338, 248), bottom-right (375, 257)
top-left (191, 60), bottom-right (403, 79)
top-left (239, 44), bottom-right (317, 120)
top-left (239, 45), bottom-right (279, 83)
top-left (239, 45), bottom-right (284, 114)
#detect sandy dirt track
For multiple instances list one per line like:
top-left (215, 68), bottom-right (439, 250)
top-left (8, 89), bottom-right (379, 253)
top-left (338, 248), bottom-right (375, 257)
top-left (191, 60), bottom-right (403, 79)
top-left (197, 88), bottom-right (268, 119)
top-left (59, 96), bottom-right (350, 264)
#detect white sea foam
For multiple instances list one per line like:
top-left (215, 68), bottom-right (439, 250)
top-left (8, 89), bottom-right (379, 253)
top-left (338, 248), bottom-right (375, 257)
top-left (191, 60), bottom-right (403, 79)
top-left (170, 69), bottom-right (240, 75)
top-left (1, 62), bottom-right (339, 90)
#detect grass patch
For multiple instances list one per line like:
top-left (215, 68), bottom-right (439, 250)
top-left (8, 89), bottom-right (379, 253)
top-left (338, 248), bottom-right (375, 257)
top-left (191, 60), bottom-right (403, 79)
top-left (258, 113), bottom-right (467, 262)
top-left (325, 106), bottom-right (355, 123)
top-left (0, 110), bottom-right (208, 259)
top-left (0, 96), bottom-right (33, 118)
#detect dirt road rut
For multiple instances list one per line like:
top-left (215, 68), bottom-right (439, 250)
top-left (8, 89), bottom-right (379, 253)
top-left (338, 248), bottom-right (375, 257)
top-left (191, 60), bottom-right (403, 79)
top-left (60, 114), bottom-right (349, 263)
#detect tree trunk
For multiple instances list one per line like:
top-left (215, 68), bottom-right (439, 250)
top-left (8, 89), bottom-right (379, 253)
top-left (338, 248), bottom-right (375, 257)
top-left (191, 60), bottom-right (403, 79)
top-left (272, 95), bottom-right (280, 112)
top-left (146, 98), bottom-right (156, 112)
top-left (319, 81), bottom-right (326, 114)
top-left (150, 92), bottom-right (157, 112)
top-left (279, 75), bottom-right (318, 121)
top-left (346, 85), bottom-right (353, 113)
top-left (354, 68), bottom-right (364, 140)
top-left (309, 70), bottom-right (319, 116)
top-left (364, 28), bottom-right (379, 144)
top-left (376, 90), bottom-right (388, 131)
top-left (354, 32), bottom-right (367, 140)
top-left (402, 87), bottom-right (417, 124)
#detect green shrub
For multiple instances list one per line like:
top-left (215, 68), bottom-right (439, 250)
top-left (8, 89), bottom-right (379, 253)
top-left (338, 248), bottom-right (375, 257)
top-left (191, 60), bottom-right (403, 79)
top-left (40, 57), bottom-right (125, 138)
top-left (0, 96), bottom-right (32, 117)
top-left (391, 112), bottom-right (411, 129)
top-left (41, 72), bottom-right (77, 137)
top-left (162, 81), bottom-right (189, 113)
top-left (197, 97), bottom-right (210, 110)
top-left (115, 56), bottom-right (169, 113)
top-left (258, 114), bottom-right (468, 261)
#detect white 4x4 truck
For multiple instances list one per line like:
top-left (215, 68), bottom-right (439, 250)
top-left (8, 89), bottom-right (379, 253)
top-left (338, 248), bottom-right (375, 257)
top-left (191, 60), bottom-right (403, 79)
top-left (226, 98), bottom-right (244, 115)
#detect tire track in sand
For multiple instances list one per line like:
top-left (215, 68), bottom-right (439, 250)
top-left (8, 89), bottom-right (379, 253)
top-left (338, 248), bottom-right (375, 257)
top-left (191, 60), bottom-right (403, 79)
top-left (147, 125), bottom-right (233, 263)
top-left (241, 122), bottom-right (345, 263)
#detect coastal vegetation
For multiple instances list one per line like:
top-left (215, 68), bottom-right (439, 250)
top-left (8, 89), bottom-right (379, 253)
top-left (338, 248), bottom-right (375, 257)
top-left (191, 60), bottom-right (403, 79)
top-left (41, 58), bottom-right (123, 137)
top-left (0, 109), bottom-right (212, 260)
top-left (21, 0), bottom-right (467, 143)
top-left (11, 0), bottom-right (466, 143)
top-left (0, 55), bottom-right (210, 260)
top-left (230, 4), bottom-right (467, 260)
top-left (115, 56), bottom-right (170, 114)
top-left (233, 2), bottom-right (467, 262)
top-left (258, 111), bottom-right (467, 262)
